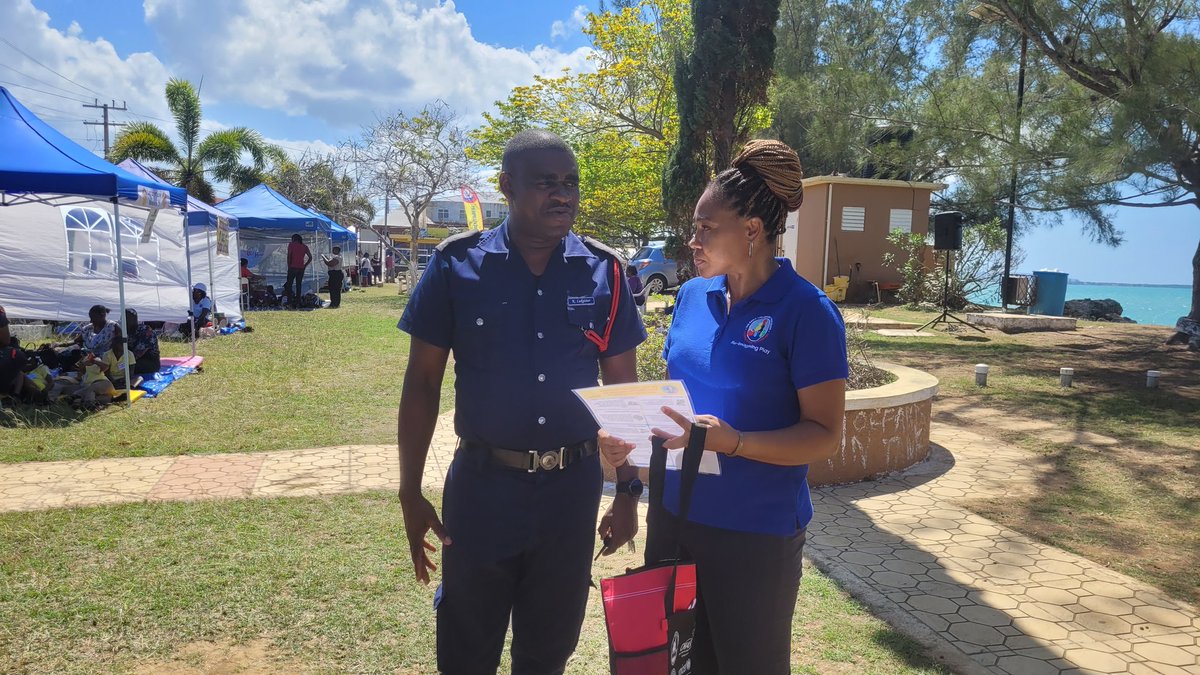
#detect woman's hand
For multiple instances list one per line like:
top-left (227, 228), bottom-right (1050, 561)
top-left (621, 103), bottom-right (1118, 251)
top-left (651, 406), bottom-right (740, 454)
top-left (598, 429), bottom-right (636, 467)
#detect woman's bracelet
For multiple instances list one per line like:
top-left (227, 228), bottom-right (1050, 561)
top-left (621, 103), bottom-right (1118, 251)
top-left (729, 431), bottom-right (744, 457)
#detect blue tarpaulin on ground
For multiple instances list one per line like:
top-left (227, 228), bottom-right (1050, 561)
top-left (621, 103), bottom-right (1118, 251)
top-left (137, 364), bottom-right (195, 398)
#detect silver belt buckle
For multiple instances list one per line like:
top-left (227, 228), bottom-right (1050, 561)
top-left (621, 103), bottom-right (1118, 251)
top-left (538, 449), bottom-right (561, 471)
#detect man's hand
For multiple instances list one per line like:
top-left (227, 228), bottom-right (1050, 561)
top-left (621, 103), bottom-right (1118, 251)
top-left (399, 490), bottom-right (452, 584)
top-left (597, 494), bottom-right (639, 556)
top-left (598, 429), bottom-right (636, 468)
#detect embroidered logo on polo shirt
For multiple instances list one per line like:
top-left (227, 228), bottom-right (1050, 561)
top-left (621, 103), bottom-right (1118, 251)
top-left (745, 316), bottom-right (773, 343)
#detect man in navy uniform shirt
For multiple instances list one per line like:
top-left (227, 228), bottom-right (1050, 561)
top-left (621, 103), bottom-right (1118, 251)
top-left (397, 129), bottom-right (646, 674)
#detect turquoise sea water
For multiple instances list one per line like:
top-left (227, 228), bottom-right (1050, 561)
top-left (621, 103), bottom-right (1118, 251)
top-left (1064, 283), bottom-right (1191, 327)
top-left (971, 282), bottom-right (1191, 326)
top-left (974, 279), bottom-right (1190, 324)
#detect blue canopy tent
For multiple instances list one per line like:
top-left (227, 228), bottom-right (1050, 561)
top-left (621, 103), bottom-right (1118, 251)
top-left (0, 85), bottom-right (187, 405)
top-left (219, 184), bottom-right (330, 304)
top-left (119, 160), bottom-right (243, 339)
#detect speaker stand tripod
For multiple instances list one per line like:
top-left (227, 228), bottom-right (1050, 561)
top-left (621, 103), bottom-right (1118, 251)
top-left (919, 249), bottom-right (985, 333)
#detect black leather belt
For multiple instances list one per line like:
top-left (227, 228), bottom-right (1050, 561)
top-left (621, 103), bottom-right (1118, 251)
top-left (457, 439), bottom-right (598, 472)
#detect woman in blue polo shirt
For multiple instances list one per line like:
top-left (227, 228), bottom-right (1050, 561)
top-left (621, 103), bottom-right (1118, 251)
top-left (603, 139), bottom-right (847, 673)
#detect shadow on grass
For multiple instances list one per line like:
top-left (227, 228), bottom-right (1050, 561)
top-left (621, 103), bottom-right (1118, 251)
top-left (1, 400), bottom-right (111, 429)
top-left (965, 437), bottom-right (1200, 604)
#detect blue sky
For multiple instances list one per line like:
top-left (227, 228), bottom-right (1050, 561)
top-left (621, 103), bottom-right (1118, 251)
top-left (2, 0), bottom-right (1195, 285)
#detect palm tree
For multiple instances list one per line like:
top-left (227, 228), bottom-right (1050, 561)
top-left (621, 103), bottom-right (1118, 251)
top-left (108, 78), bottom-right (286, 204)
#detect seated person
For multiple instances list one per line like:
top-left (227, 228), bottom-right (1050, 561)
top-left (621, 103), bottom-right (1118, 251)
top-left (181, 283), bottom-right (213, 337)
top-left (78, 304), bottom-right (122, 356)
top-left (124, 308), bottom-right (161, 375)
top-left (74, 349), bottom-right (120, 408)
top-left (240, 258), bottom-right (265, 284)
top-left (0, 305), bottom-right (25, 399)
top-left (17, 356), bottom-right (54, 405)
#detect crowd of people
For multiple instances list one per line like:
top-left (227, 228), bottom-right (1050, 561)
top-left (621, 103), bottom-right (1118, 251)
top-left (0, 303), bottom-right (162, 410)
top-left (238, 236), bottom-right (399, 311)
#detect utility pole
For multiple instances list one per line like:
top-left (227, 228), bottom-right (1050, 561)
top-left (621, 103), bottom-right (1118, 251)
top-left (83, 99), bottom-right (127, 156)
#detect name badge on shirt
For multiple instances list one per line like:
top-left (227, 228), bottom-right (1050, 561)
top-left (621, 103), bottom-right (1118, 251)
top-left (567, 296), bottom-right (596, 307)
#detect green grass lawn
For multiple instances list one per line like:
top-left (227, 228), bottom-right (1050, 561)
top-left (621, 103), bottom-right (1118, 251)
top-left (0, 287), bottom-right (454, 463)
top-left (0, 493), bottom-right (947, 674)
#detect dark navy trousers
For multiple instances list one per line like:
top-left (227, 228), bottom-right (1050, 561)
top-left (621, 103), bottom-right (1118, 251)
top-left (436, 449), bottom-right (603, 675)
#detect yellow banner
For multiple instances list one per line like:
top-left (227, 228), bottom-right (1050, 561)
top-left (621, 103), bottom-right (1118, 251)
top-left (461, 185), bottom-right (484, 231)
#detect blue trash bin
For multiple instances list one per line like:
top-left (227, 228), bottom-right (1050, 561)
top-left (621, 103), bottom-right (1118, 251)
top-left (1031, 270), bottom-right (1069, 316)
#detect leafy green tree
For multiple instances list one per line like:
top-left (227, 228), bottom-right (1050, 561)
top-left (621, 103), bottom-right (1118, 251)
top-left (471, 0), bottom-right (690, 247)
top-left (968, 0), bottom-right (1200, 344)
top-left (771, 0), bottom-right (1200, 343)
top-left (108, 79), bottom-right (285, 204)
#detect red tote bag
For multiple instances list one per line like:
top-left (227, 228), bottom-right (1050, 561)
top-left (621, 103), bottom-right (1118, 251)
top-left (600, 427), bottom-right (707, 674)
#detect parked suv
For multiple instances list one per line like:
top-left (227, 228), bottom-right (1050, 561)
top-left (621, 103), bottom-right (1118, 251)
top-left (630, 242), bottom-right (680, 294)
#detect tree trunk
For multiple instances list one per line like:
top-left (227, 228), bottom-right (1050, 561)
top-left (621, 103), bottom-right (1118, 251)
top-left (1191, 235), bottom-right (1199, 322)
top-left (1165, 233), bottom-right (1200, 350)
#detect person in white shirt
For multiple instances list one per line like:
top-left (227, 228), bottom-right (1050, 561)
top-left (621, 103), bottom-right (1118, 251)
top-left (323, 246), bottom-right (345, 308)
top-left (183, 282), bottom-right (213, 337)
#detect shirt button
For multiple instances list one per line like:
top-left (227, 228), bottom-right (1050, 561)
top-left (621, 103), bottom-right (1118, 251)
top-left (475, 318), bottom-right (484, 326)
top-left (537, 332), bottom-right (544, 339)
top-left (537, 416), bottom-right (546, 425)
top-left (537, 289), bottom-right (544, 296)
top-left (537, 374), bottom-right (546, 382)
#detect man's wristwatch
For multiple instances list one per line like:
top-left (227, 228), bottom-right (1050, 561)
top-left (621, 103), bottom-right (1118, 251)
top-left (616, 478), bottom-right (644, 496)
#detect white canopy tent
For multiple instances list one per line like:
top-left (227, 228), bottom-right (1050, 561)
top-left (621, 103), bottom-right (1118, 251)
top-left (0, 199), bottom-right (191, 322)
top-left (0, 86), bottom-right (188, 405)
top-left (119, 160), bottom-right (242, 324)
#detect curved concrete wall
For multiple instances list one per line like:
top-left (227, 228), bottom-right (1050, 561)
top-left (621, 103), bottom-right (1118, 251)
top-left (809, 362), bottom-right (939, 486)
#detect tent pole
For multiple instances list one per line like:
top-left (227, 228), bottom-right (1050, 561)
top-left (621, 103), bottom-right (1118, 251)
top-left (205, 217), bottom-right (217, 322)
top-left (183, 212), bottom-right (196, 359)
top-left (112, 198), bottom-right (133, 408)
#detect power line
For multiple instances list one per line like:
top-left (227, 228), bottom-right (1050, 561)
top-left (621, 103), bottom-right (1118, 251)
top-left (0, 36), bottom-right (104, 98)
top-left (0, 63), bottom-right (91, 101)
top-left (0, 79), bottom-right (90, 103)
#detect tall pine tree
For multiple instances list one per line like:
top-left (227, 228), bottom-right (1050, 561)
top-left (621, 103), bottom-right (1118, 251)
top-left (662, 0), bottom-right (782, 263)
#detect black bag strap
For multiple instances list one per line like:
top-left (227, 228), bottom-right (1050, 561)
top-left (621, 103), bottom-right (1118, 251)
top-left (648, 423), bottom-right (707, 526)
top-left (649, 424), bottom-right (707, 621)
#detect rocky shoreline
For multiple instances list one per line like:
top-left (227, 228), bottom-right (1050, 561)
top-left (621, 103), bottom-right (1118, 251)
top-left (1063, 298), bottom-right (1136, 323)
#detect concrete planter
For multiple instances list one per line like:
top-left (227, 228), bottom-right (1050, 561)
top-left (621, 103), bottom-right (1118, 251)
top-left (808, 362), bottom-right (939, 487)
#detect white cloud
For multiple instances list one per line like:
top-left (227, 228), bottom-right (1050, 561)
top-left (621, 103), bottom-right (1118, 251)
top-left (0, 0), bottom-right (175, 150)
top-left (142, 0), bottom-right (593, 129)
top-left (551, 5), bottom-right (589, 41)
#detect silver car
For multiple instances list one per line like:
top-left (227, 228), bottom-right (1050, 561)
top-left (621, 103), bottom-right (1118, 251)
top-left (630, 242), bottom-right (680, 295)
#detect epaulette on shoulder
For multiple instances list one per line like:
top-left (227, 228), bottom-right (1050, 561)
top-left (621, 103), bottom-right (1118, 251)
top-left (435, 229), bottom-right (484, 252)
top-left (580, 235), bottom-right (626, 264)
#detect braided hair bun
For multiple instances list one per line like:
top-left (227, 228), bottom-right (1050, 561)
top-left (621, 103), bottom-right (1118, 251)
top-left (733, 140), bottom-right (804, 210)
top-left (710, 139), bottom-right (805, 239)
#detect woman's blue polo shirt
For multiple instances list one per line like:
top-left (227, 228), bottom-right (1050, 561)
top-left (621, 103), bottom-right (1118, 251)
top-left (662, 258), bottom-right (848, 536)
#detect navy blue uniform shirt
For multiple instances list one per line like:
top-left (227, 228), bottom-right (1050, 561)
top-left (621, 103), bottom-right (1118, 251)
top-left (662, 258), bottom-right (848, 536)
top-left (398, 220), bottom-right (647, 450)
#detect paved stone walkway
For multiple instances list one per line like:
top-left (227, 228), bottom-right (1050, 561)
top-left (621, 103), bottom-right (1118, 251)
top-left (1, 409), bottom-right (1197, 674)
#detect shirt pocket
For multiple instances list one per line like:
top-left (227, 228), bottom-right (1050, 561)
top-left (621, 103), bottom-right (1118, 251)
top-left (453, 300), bottom-right (507, 369)
top-left (565, 293), bottom-right (613, 357)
